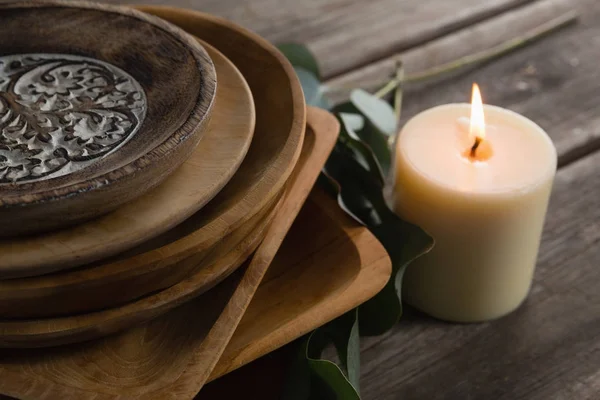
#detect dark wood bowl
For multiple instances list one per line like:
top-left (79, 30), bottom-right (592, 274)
top-left (0, 1), bottom-right (216, 237)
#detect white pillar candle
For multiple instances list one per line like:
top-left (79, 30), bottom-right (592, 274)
top-left (393, 85), bottom-right (556, 322)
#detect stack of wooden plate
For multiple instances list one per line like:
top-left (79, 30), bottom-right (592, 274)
top-left (0, 2), bottom-right (362, 398)
top-left (0, 1), bottom-right (306, 347)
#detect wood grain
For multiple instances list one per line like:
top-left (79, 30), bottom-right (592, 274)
top-left (0, 37), bottom-right (256, 282)
top-left (182, 1), bottom-right (598, 398)
top-left (0, 1), bottom-right (216, 237)
top-left (0, 106), bottom-right (338, 399)
top-left (326, 0), bottom-right (574, 104)
top-left (331, 0), bottom-right (598, 166)
top-left (209, 186), bottom-right (392, 381)
top-left (0, 209), bottom-right (274, 399)
top-left (139, 4), bottom-right (306, 255)
top-left (114, 0), bottom-right (535, 79)
top-left (158, 107), bottom-right (340, 397)
top-left (0, 194), bottom-right (278, 349)
top-left (322, 0), bottom-right (600, 398)
top-left (0, 41), bottom-right (255, 317)
top-left (357, 137), bottom-right (600, 400)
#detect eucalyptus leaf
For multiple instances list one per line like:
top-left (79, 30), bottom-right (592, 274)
top-left (323, 144), bottom-right (434, 336)
top-left (322, 309), bottom-right (360, 391)
top-left (338, 113), bottom-right (384, 185)
top-left (279, 39), bottom-right (433, 398)
top-left (334, 101), bottom-right (393, 175)
top-left (278, 43), bottom-right (321, 79)
top-left (339, 113), bottom-right (364, 137)
top-left (294, 67), bottom-right (331, 109)
top-left (350, 89), bottom-right (397, 137)
top-left (283, 311), bottom-right (361, 400)
top-left (283, 339), bottom-right (313, 400)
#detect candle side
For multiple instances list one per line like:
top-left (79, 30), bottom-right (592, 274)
top-left (394, 103), bottom-right (557, 322)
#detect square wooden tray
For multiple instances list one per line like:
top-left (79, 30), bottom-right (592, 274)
top-left (208, 187), bottom-right (392, 382)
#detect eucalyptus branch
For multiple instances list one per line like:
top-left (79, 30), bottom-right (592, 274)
top-left (371, 10), bottom-right (578, 99)
top-left (393, 61), bottom-right (404, 121)
top-left (390, 61), bottom-right (404, 148)
top-left (374, 76), bottom-right (398, 98)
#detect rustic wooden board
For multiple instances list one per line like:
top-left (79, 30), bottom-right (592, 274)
top-left (326, 0), bottom-right (574, 103)
top-left (209, 187), bottom-right (392, 381)
top-left (109, 0), bottom-right (537, 79)
top-left (324, 0), bottom-right (600, 399)
top-left (0, 1), bottom-right (216, 238)
top-left (331, 0), bottom-right (596, 166)
top-left (0, 40), bottom-right (254, 285)
top-left (357, 139), bottom-right (600, 400)
top-left (0, 106), bottom-right (338, 399)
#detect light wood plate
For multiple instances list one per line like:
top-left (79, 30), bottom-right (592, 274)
top-left (0, 40), bottom-right (254, 280)
top-left (0, 1), bottom-right (217, 237)
top-left (210, 187), bottom-right (392, 381)
top-left (202, 186), bottom-right (393, 398)
top-left (0, 42), bottom-right (257, 317)
top-left (0, 107), bottom-right (338, 400)
top-left (0, 108), bottom-right (331, 349)
top-left (0, 191), bottom-right (280, 348)
top-left (0, 4), bottom-right (308, 280)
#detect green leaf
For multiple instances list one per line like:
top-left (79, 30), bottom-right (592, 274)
top-left (338, 112), bottom-right (364, 135)
top-left (278, 43), bottom-right (321, 79)
top-left (337, 113), bottom-right (385, 185)
top-left (350, 89), bottom-right (397, 137)
top-left (323, 144), bottom-right (434, 336)
top-left (334, 100), bottom-right (393, 175)
top-left (322, 310), bottom-right (360, 391)
top-left (308, 358), bottom-right (360, 400)
top-left (282, 338), bottom-right (314, 400)
top-left (360, 221), bottom-right (434, 335)
top-left (283, 310), bottom-right (361, 400)
top-left (294, 67), bottom-right (331, 109)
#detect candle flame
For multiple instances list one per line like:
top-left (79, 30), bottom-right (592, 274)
top-left (470, 83), bottom-right (486, 143)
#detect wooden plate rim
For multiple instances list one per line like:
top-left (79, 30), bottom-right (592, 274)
top-left (0, 0), bottom-right (217, 206)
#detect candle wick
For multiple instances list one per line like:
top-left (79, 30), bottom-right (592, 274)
top-left (470, 137), bottom-right (482, 157)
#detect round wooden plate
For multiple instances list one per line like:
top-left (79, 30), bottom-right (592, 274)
top-left (0, 1), bottom-right (217, 236)
top-left (0, 194), bottom-right (282, 348)
top-left (0, 9), bottom-right (305, 316)
top-left (0, 42), bottom-right (254, 279)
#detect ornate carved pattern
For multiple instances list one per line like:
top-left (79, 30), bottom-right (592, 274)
top-left (0, 53), bottom-right (146, 183)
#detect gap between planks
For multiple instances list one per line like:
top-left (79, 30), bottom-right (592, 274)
top-left (319, 0), bottom-right (540, 79)
top-left (102, 0), bottom-right (538, 79)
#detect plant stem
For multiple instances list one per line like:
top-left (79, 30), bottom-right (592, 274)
top-left (372, 11), bottom-right (578, 98)
top-left (374, 78), bottom-right (398, 98)
top-left (390, 61), bottom-right (404, 148)
top-left (393, 61), bottom-right (404, 122)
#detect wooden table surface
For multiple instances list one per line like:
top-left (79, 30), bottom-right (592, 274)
top-left (121, 0), bottom-right (596, 399)
top-left (13, 0), bottom-right (600, 398)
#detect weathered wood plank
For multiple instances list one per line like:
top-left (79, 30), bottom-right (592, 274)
top-left (330, 0), bottom-right (598, 165)
top-left (326, 0), bottom-right (574, 102)
top-left (359, 146), bottom-right (600, 400)
top-left (106, 0), bottom-right (536, 78)
top-left (341, 1), bottom-right (600, 398)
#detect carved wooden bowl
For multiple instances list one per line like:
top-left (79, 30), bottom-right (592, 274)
top-left (0, 1), bottom-right (216, 237)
